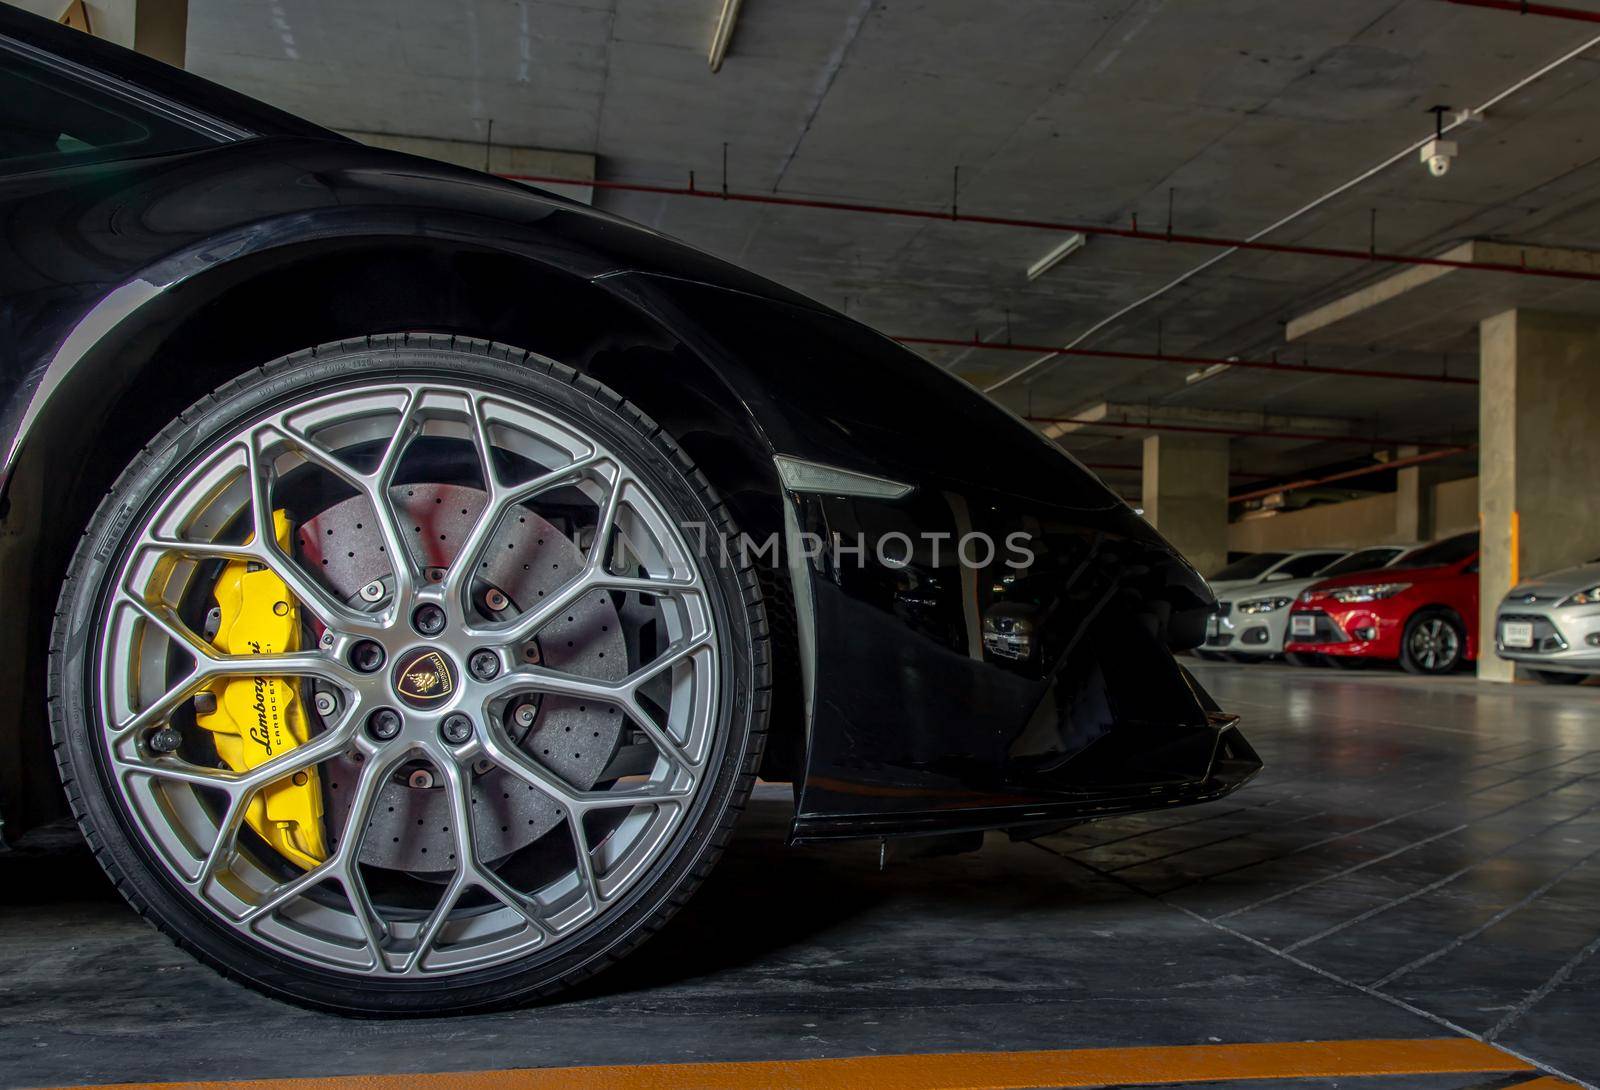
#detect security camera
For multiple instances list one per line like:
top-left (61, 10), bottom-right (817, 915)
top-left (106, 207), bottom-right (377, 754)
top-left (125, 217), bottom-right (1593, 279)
top-left (1420, 137), bottom-right (1457, 178)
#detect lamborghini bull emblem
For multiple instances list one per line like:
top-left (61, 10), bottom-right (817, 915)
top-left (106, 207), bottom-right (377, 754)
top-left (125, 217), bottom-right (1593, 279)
top-left (394, 649), bottom-right (456, 705)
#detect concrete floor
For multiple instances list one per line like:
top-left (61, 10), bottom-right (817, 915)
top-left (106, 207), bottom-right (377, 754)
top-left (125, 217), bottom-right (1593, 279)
top-left (2, 662), bottom-right (1598, 1089)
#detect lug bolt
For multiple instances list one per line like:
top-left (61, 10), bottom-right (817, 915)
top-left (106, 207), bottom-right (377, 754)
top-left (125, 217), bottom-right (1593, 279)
top-left (413, 603), bottom-right (447, 636)
top-left (512, 702), bottom-right (537, 730)
top-left (367, 707), bottom-right (402, 741)
top-left (468, 649), bottom-right (500, 681)
top-left (440, 714), bottom-right (474, 745)
top-left (484, 587), bottom-right (510, 612)
top-left (320, 631), bottom-right (335, 649)
top-left (149, 727), bottom-right (183, 754)
top-left (426, 567), bottom-right (446, 584)
top-left (313, 691), bottom-right (338, 718)
top-left (350, 640), bottom-right (385, 673)
top-left (359, 580), bottom-right (385, 603)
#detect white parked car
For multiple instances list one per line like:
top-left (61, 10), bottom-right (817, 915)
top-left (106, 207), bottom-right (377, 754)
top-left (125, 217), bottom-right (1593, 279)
top-left (1205, 549), bottom-right (1351, 598)
top-left (1202, 546), bottom-right (1411, 661)
top-left (1494, 560), bottom-right (1600, 684)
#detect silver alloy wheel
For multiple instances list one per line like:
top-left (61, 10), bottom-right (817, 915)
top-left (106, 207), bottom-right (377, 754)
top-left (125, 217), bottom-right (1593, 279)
top-left (96, 381), bottom-right (719, 977)
top-left (1408, 617), bottom-right (1459, 671)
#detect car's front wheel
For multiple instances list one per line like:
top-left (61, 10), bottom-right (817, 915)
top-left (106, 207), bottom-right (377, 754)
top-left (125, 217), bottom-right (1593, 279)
top-left (1400, 608), bottom-right (1466, 675)
top-left (50, 335), bottom-right (768, 1014)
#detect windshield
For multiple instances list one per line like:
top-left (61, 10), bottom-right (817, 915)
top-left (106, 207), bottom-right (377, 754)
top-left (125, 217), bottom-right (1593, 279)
top-left (1319, 547), bottom-right (1401, 577)
top-left (1277, 552), bottom-right (1346, 578)
top-left (1391, 532), bottom-right (1479, 569)
top-left (1211, 553), bottom-right (1288, 581)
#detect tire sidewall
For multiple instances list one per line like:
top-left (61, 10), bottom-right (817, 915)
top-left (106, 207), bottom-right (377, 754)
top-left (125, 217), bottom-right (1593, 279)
top-left (51, 337), bottom-right (764, 1014)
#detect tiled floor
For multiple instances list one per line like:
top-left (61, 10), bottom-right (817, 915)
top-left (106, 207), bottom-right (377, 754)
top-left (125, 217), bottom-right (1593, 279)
top-left (0, 662), bottom-right (1595, 1088)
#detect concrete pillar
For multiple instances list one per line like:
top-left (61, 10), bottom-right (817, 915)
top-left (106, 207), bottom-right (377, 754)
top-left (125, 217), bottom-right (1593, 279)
top-left (1142, 433), bottom-right (1230, 580)
top-left (1478, 309), bottom-right (1600, 681)
top-left (1394, 445), bottom-right (1441, 544)
top-left (17, 1), bottom-right (187, 67)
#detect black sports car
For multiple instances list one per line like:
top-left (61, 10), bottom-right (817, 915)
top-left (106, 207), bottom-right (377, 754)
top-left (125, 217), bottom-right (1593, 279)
top-left (0, 7), bottom-right (1258, 1014)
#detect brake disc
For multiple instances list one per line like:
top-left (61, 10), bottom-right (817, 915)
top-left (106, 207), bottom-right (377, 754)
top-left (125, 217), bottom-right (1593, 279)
top-left (297, 483), bottom-right (626, 872)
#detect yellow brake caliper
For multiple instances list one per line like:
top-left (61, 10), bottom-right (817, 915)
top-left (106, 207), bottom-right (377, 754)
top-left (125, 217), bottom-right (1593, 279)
top-left (195, 510), bottom-right (329, 870)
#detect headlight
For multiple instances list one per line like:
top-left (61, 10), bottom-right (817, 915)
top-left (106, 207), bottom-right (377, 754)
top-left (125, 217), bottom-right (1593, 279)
top-left (1330, 582), bottom-right (1411, 603)
top-left (1238, 596), bottom-right (1293, 614)
top-left (1561, 584), bottom-right (1600, 607)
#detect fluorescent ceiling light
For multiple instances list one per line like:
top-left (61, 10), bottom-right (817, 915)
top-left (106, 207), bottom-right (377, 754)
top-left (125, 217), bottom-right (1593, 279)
top-left (708, 0), bottom-right (743, 73)
top-left (1185, 360), bottom-right (1235, 386)
top-left (1026, 233), bottom-right (1087, 281)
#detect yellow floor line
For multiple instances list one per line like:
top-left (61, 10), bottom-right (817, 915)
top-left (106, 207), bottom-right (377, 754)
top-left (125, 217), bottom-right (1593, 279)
top-left (1502, 1078), bottom-right (1583, 1090)
top-left (41, 1036), bottom-right (1534, 1090)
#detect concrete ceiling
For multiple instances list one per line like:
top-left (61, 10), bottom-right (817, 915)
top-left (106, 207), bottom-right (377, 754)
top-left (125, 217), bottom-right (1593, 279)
top-left (186, 0), bottom-right (1600, 499)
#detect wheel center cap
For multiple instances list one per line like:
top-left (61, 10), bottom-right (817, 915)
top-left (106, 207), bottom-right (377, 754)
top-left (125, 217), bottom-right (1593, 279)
top-left (393, 647), bottom-right (458, 707)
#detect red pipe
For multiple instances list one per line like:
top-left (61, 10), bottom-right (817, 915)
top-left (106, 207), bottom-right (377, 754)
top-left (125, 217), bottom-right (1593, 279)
top-left (1025, 415), bottom-right (1463, 449)
top-left (1229, 445), bottom-right (1474, 504)
top-left (501, 172), bottom-right (1600, 285)
top-left (1438, 0), bottom-right (1600, 23)
top-left (896, 335), bottom-right (1476, 386)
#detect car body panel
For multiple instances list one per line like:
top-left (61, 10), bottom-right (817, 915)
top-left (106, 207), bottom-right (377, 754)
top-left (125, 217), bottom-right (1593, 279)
top-left (1495, 561), bottom-right (1600, 675)
top-left (0, 5), bottom-right (1258, 844)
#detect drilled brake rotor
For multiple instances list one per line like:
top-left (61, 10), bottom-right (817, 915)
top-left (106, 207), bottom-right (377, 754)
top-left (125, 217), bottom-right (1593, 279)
top-left (297, 483), bottom-right (626, 872)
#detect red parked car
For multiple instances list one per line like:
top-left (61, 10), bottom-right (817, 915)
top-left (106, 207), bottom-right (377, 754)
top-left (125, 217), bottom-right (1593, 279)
top-left (1284, 532), bottom-right (1480, 674)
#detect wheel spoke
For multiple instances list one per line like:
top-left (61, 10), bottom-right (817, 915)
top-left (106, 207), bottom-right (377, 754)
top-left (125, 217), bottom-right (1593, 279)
top-left (242, 744), bottom-right (397, 930)
top-left (442, 446), bottom-right (610, 612)
top-left (567, 814), bottom-right (602, 912)
top-left (572, 783), bottom-right (693, 811)
top-left (484, 631), bottom-right (710, 771)
top-left (403, 753), bottom-right (551, 973)
top-left (240, 437), bottom-right (374, 632)
top-left (195, 792), bottom-right (250, 889)
top-left (478, 728), bottom-right (580, 810)
top-left (482, 569), bottom-right (698, 646)
top-left (112, 591), bottom-right (355, 736)
top-left (258, 407), bottom-right (420, 604)
top-left (120, 723), bottom-right (356, 797)
top-left (473, 729), bottom-right (603, 916)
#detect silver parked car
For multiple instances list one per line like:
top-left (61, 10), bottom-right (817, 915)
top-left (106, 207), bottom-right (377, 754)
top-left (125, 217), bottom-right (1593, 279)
top-left (1494, 560), bottom-right (1600, 684)
top-left (1204, 546), bottom-right (1411, 661)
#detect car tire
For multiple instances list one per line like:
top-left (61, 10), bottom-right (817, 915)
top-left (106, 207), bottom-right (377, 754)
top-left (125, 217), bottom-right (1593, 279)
top-left (1325, 655), bottom-right (1366, 671)
top-left (1400, 608), bottom-right (1466, 675)
top-left (49, 335), bottom-right (770, 1014)
top-left (1531, 669), bottom-right (1587, 686)
top-left (1284, 652), bottom-right (1319, 668)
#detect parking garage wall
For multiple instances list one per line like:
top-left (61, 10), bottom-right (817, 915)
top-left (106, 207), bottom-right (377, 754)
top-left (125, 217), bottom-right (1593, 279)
top-left (1229, 477), bottom-right (1478, 552)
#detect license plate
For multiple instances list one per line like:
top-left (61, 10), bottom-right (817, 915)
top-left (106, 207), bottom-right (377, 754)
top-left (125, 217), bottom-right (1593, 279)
top-left (1290, 615), bottom-right (1316, 637)
top-left (1501, 621), bottom-right (1534, 649)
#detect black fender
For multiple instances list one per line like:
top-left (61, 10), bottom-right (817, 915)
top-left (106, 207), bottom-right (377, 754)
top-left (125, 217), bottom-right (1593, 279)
top-left (0, 137), bottom-right (818, 837)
